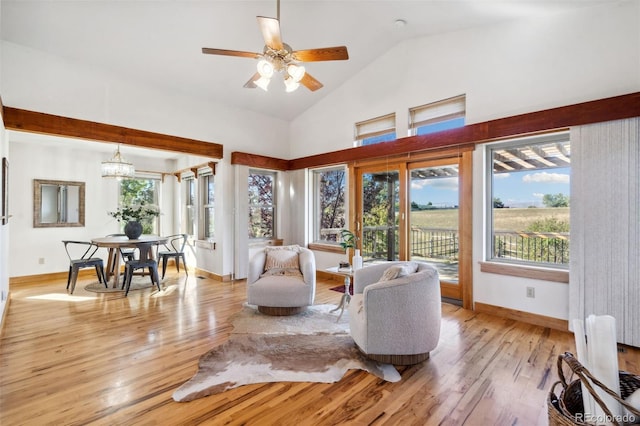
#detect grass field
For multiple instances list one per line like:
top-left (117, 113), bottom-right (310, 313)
top-left (409, 207), bottom-right (569, 231)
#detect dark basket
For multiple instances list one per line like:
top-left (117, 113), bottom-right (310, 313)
top-left (548, 352), bottom-right (640, 425)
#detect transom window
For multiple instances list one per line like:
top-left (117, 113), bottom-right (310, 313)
top-left (487, 132), bottom-right (570, 267)
top-left (355, 113), bottom-right (396, 146)
top-left (409, 95), bottom-right (465, 136)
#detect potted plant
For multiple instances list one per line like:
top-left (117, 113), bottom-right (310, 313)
top-left (108, 202), bottom-right (160, 239)
top-left (339, 229), bottom-right (363, 270)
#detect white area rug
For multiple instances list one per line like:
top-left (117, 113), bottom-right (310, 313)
top-left (172, 304), bottom-right (400, 402)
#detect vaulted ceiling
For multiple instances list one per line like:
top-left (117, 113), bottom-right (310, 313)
top-left (1, 1), bottom-right (614, 122)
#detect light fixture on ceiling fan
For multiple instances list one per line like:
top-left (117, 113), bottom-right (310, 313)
top-left (101, 144), bottom-right (135, 179)
top-left (202, 0), bottom-right (349, 92)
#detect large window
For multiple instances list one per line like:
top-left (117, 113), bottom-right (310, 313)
top-left (409, 95), bottom-right (465, 136)
top-left (487, 132), bottom-right (570, 267)
top-left (183, 177), bottom-right (196, 237)
top-left (312, 167), bottom-right (347, 244)
top-left (248, 170), bottom-right (276, 239)
top-left (119, 177), bottom-right (160, 234)
top-left (202, 174), bottom-right (215, 239)
top-left (355, 113), bottom-right (396, 146)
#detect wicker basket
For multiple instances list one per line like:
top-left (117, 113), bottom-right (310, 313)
top-left (548, 352), bottom-right (640, 425)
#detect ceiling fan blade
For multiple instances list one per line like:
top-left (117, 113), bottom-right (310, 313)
top-left (202, 48), bottom-right (260, 59)
top-left (300, 72), bottom-right (323, 91)
top-left (243, 72), bottom-right (260, 89)
top-left (293, 46), bottom-right (349, 62)
top-left (257, 16), bottom-right (283, 51)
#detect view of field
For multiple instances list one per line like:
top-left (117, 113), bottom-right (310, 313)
top-left (410, 207), bottom-right (570, 232)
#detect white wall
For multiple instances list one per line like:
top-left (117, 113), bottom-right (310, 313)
top-left (289, 2), bottom-right (640, 321)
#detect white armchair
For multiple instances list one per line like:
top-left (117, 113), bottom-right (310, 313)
top-left (348, 261), bottom-right (441, 365)
top-left (247, 245), bottom-right (316, 315)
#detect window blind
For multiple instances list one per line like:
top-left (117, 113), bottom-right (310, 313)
top-left (355, 113), bottom-right (396, 140)
top-left (409, 95), bottom-right (466, 129)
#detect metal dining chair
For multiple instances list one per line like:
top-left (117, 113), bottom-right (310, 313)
top-left (105, 233), bottom-right (136, 262)
top-left (158, 234), bottom-right (189, 279)
top-left (122, 242), bottom-right (161, 296)
top-left (63, 240), bottom-right (108, 294)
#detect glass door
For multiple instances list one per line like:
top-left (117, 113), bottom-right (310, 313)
top-left (409, 159), bottom-right (462, 300)
top-left (358, 166), bottom-right (402, 262)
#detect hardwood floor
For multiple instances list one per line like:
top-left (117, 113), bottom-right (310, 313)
top-left (1, 273), bottom-right (639, 426)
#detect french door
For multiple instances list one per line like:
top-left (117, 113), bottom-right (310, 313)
top-left (354, 151), bottom-right (471, 305)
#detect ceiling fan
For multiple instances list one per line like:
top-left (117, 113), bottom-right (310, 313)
top-left (202, 0), bottom-right (349, 92)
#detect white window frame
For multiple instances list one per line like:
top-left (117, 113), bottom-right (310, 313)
top-left (354, 113), bottom-right (396, 146)
top-left (118, 175), bottom-right (161, 235)
top-left (311, 165), bottom-right (347, 245)
top-left (200, 173), bottom-right (215, 240)
top-left (409, 94), bottom-right (466, 136)
top-left (183, 175), bottom-right (196, 237)
top-left (485, 132), bottom-right (571, 268)
top-left (248, 169), bottom-right (277, 240)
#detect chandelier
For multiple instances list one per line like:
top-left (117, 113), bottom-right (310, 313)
top-left (254, 44), bottom-right (306, 92)
top-left (101, 145), bottom-right (135, 179)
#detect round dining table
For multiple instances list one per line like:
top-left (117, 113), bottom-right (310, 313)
top-left (91, 235), bottom-right (168, 288)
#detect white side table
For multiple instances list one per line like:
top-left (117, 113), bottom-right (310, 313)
top-left (326, 266), bottom-right (354, 321)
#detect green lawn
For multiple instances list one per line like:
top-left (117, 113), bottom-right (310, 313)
top-left (410, 207), bottom-right (569, 231)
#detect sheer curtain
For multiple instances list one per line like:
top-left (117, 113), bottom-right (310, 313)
top-left (570, 117), bottom-right (640, 346)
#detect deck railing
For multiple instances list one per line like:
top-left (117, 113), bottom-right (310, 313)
top-left (321, 227), bottom-right (569, 265)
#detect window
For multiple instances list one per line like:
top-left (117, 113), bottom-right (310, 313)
top-left (202, 174), bottom-right (215, 239)
top-left (312, 167), bottom-right (347, 244)
top-left (248, 170), bottom-right (276, 239)
top-left (119, 177), bottom-right (160, 234)
top-left (355, 113), bottom-right (396, 146)
top-left (487, 132), bottom-right (570, 267)
top-left (183, 177), bottom-right (196, 237)
top-left (409, 95), bottom-right (465, 136)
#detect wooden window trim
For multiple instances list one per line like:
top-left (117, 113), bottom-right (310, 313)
top-left (308, 243), bottom-right (345, 254)
top-left (479, 261), bottom-right (569, 283)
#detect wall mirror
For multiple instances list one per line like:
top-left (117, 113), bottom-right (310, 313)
top-left (33, 179), bottom-right (85, 227)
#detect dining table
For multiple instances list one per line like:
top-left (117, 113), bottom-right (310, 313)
top-left (91, 235), bottom-right (168, 288)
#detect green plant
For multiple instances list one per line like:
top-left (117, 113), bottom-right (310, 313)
top-left (339, 229), bottom-right (358, 250)
top-left (108, 202), bottom-right (160, 223)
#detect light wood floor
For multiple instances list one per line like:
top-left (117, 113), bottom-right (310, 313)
top-left (1, 272), bottom-right (639, 426)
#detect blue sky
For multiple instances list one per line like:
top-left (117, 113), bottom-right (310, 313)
top-left (410, 168), bottom-right (570, 208)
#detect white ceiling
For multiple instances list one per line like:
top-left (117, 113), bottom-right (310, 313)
top-left (2, 0), bottom-right (616, 124)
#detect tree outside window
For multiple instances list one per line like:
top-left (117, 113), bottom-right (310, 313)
top-left (313, 168), bottom-right (346, 243)
top-left (119, 178), bottom-right (160, 234)
top-left (248, 171), bottom-right (275, 239)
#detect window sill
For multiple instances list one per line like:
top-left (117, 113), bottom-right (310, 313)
top-left (308, 243), bottom-right (345, 255)
top-left (479, 261), bottom-right (569, 283)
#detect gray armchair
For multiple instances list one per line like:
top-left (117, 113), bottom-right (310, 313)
top-left (247, 245), bottom-right (316, 315)
top-left (348, 261), bottom-right (441, 365)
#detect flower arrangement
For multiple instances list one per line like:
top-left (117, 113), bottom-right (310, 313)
top-left (108, 202), bottom-right (160, 223)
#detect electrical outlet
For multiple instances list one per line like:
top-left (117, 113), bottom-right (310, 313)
top-left (38, 258), bottom-right (45, 265)
top-left (526, 287), bottom-right (535, 298)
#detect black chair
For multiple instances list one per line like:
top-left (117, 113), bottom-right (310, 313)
top-left (158, 234), bottom-right (189, 279)
top-left (105, 233), bottom-right (136, 262)
top-left (122, 243), bottom-right (161, 296)
top-left (63, 240), bottom-right (108, 294)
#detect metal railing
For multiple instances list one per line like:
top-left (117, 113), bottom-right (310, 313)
top-left (320, 227), bottom-right (569, 265)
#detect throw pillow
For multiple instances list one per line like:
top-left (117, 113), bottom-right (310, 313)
top-left (380, 265), bottom-right (407, 282)
top-left (264, 246), bottom-right (300, 273)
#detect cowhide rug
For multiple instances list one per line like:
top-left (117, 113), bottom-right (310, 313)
top-left (172, 304), bottom-right (401, 402)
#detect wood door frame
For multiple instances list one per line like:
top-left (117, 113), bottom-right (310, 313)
top-left (351, 149), bottom-right (473, 309)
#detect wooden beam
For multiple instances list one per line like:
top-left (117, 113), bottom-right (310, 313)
top-left (231, 152), bottom-right (290, 171)
top-left (2, 106), bottom-right (223, 159)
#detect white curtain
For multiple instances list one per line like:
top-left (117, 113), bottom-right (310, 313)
top-left (570, 117), bottom-right (640, 346)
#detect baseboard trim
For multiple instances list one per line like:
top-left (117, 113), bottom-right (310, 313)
top-left (194, 268), bottom-right (232, 282)
top-left (474, 302), bottom-right (568, 332)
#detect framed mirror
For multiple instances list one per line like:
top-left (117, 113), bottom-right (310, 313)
top-left (33, 179), bottom-right (85, 228)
